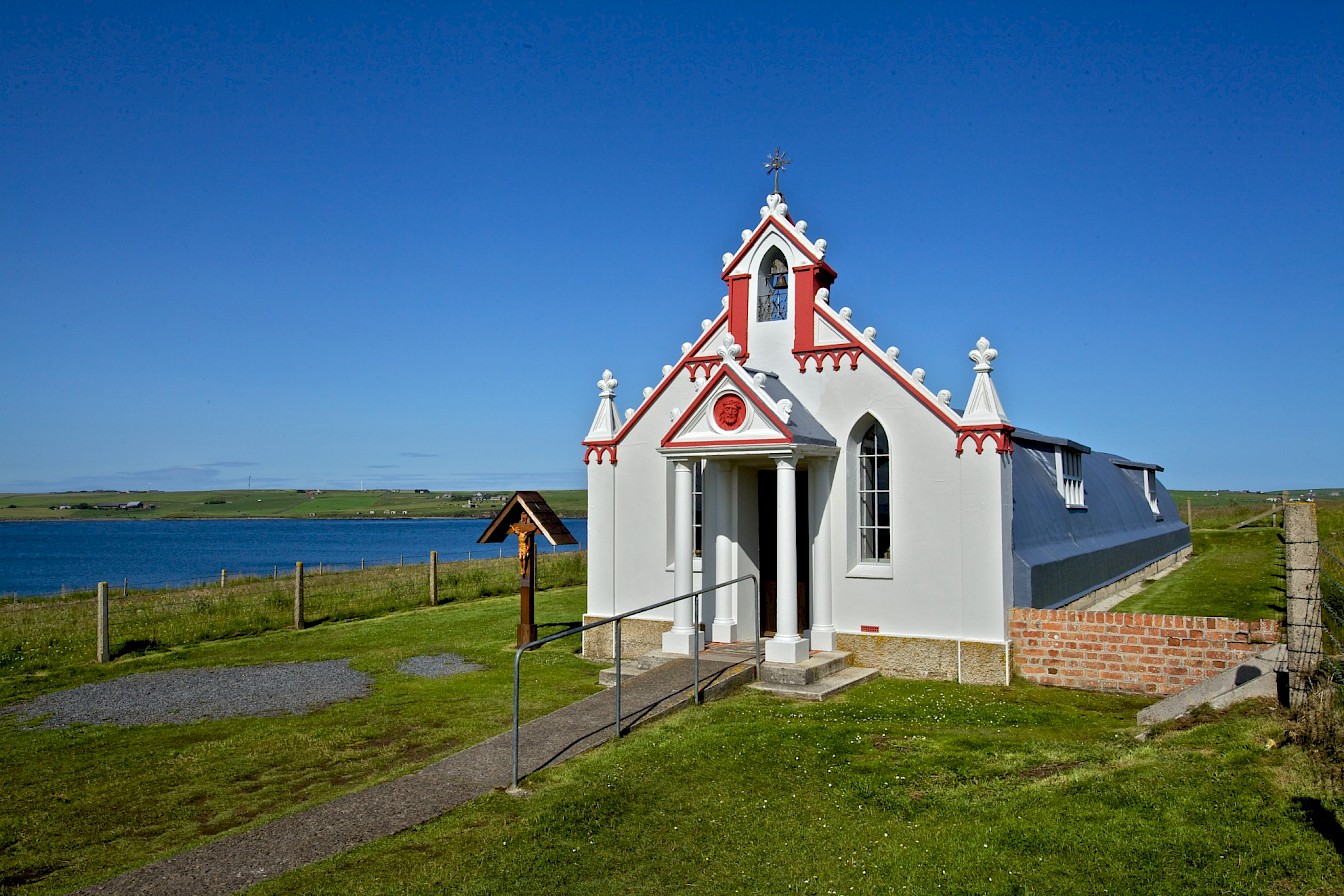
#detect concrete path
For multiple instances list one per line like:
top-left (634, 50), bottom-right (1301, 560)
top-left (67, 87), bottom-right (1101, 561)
top-left (76, 652), bottom-right (754, 896)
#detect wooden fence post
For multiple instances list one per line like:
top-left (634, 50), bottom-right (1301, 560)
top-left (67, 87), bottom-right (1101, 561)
top-left (294, 562), bottom-right (305, 631)
top-left (1285, 501), bottom-right (1323, 708)
top-left (220, 568), bottom-right (227, 588)
top-left (429, 550), bottom-right (438, 606)
top-left (96, 581), bottom-right (110, 663)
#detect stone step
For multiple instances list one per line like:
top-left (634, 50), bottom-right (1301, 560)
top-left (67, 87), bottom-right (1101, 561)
top-left (749, 665), bottom-right (880, 702)
top-left (758, 650), bottom-right (852, 686)
top-left (1137, 644), bottom-right (1285, 726)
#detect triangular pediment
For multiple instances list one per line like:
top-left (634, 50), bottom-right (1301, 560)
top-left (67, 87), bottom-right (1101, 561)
top-left (661, 364), bottom-right (792, 450)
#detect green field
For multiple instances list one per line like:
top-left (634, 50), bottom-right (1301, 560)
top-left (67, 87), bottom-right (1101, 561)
top-left (2, 488), bottom-right (1342, 894)
top-left (0, 489), bottom-right (587, 521)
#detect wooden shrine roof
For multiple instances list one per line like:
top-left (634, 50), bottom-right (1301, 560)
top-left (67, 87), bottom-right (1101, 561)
top-left (476, 491), bottom-right (578, 546)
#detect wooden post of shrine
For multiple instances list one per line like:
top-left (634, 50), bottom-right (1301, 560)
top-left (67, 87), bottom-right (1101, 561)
top-left (510, 519), bottom-right (540, 647)
top-left (477, 491), bottom-right (578, 649)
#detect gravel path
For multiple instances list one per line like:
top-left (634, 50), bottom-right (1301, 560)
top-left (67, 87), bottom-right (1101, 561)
top-left (397, 653), bottom-right (485, 678)
top-left (3, 660), bottom-right (373, 729)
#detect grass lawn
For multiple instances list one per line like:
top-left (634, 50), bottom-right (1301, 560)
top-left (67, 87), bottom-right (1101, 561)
top-left (1112, 528), bottom-right (1284, 620)
top-left (0, 587), bottom-right (599, 895)
top-left (250, 682), bottom-right (1344, 896)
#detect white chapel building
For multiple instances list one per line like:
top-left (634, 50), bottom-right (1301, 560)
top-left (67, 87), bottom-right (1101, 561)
top-left (581, 188), bottom-right (1189, 685)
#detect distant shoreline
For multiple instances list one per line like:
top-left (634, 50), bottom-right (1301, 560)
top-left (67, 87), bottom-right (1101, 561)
top-left (0, 488), bottom-right (588, 522)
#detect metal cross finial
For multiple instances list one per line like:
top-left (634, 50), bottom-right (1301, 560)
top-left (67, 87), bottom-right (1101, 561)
top-left (764, 148), bottom-right (790, 194)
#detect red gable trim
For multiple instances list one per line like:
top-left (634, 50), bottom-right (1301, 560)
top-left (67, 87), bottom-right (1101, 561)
top-left (581, 309), bottom-right (731, 463)
top-left (810, 302), bottom-right (963, 433)
top-left (955, 425), bottom-right (1015, 457)
top-left (719, 217), bottom-right (837, 281)
top-left (660, 363), bottom-right (794, 449)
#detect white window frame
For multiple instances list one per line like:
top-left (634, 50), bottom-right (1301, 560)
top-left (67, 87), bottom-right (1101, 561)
top-left (848, 418), bottom-right (893, 578)
top-left (1055, 445), bottom-right (1085, 509)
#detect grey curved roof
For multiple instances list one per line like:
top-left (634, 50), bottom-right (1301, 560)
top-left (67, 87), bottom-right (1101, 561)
top-left (1011, 431), bottom-right (1190, 609)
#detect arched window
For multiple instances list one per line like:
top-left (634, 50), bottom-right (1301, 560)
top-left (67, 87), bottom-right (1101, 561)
top-left (857, 420), bottom-right (891, 562)
top-left (757, 249), bottom-right (788, 321)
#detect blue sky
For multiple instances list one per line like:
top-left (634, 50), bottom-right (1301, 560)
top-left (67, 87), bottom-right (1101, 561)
top-left (2, 2), bottom-right (1340, 493)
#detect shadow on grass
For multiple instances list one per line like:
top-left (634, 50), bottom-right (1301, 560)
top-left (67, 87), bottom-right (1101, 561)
top-left (1293, 796), bottom-right (1344, 859)
top-left (111, 638), bottom-right (161, 659)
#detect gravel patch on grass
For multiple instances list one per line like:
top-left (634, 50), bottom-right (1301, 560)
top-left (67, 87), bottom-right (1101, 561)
top-left (396, 654), bottom-right (485, 678)
top-left (3, 659), bottom-right (372, 729)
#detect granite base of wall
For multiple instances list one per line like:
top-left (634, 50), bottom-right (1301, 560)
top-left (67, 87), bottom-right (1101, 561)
top-left (1010, 608), bottom-right (1279, 695)
top-left (835, 632), bottom-right (1009, 686)
top-left (580, 615), bottom-right (670, 661)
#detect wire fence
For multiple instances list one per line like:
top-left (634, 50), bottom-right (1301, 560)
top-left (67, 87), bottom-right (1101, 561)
top-left (0, 551), bottom-right (587, 673)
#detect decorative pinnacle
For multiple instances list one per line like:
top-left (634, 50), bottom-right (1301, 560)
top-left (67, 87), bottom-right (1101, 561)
top-left (969, 337), bottom-right (998, 373)
top-left (764, 147), bottom-right (790, 195)
top-left (597, 370), bottom-right (618, 397)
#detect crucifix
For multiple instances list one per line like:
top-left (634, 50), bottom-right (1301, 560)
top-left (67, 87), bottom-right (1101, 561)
top-left (764, 147), bottom-right (791, 194)
top-left (509, 518), bottom-right (540, 647)
top-left (477, 491), bottom-right (578, 648)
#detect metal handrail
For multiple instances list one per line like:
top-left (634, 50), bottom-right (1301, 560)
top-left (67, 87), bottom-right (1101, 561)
top-left (511, 573), bottom-right (760, 790)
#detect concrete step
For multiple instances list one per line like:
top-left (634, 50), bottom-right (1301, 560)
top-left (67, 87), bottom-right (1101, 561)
top-left (758, 650), bottom-right (852, 686)
top-left (749, 665), bottom-right (880, 702)
top-left (1137, 644), bottom-right (1285, 726)
top-left (598, 649), bottom-right (701, 687)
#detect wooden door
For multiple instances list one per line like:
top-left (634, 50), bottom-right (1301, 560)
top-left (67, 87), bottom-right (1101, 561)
top-left (757, 470), bottom-right (810, 637)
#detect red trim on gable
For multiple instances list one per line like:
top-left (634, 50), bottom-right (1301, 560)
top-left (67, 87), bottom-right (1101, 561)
top-left (726, 273), bottom-right (750, 357)
top-left (720, 218), bottom-right (837, 282)
top-left (955, 425), bottom-right (1015, 457)
top-left (583, 444), bottom-right (618, 465)
top-left (584, 309), bottom-right (733, 456)
top-left (660, 363), bottom-right (794, 449)
top-left (794, 346), bottom-right (863, 372)
top-left (810, 302), bottom-right (962, 433)
top-left (685, 357), bottom-right (723, 380)
top-left (791, 264), bottom-right (837, 355)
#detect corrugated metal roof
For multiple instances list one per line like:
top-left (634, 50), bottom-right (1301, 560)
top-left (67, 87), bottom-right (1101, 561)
top-left (1011, 436), bottom-right (1189, 608)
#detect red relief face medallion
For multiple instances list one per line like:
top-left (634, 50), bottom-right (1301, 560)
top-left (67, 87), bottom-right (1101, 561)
top-left (713, 394), bottom-right (747, 431)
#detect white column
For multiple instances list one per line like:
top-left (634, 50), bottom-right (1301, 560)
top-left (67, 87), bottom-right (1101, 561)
top-left (711, 462), bottom-right (739, 643)
top-left (809, 457), bottom-right (836, 651)
top-left (663, 459), bottom-right (701, 654)
top-left (766, 455), bottom-right (810, 664)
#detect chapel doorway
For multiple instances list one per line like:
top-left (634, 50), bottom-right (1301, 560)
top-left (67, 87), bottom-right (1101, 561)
top-left (757, 469), bottom-right (810, 637)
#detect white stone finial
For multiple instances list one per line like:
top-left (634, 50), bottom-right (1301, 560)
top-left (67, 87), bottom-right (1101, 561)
top-left (937, 389), bottom-right (952, 406)
top-left (643, 386), bottom-right (654, 399)
top-left (796, 220), bottom-right (807, 234)
top-left (814, 238), bottom-right (827, 257)
top-left (625, 408), bottom-right (634, 420)
top-left (969, 336), bottom-right (998, 373)
top-left (777, 399), bottom-right (793, 422)
top-left (741, 229), bottom-right (752, 242)
top-left (862, 326), bottom-right (877, 342)
top-left (723, 252), bottom-right (733, 265)
top-left (681, 342), bottom-right (693, 356)
top-left (670, 408), bottom-right (681, 421)
top-left (753, 372), bottom-right (767, 388)
top-left (815, 287), bottom-right (830, 305)
top-left (962, 336), bottom-right (1010, 426)
top-left (912, 368), bottom-right (926, 384)
top-left (701, 319), bottom-right (712, 331)
top-left (839, 307), bottom-right (853, 321)
top-left (721, 295), bottom-right (730, 309)
top-left (586, 369), bottom-right (622, 441)
top-left (886, 346), bottom-right (900, 362)
top-left (716, 333), bottom-right (742, 361)
top-left (662, 364), bottom-right (673, 377)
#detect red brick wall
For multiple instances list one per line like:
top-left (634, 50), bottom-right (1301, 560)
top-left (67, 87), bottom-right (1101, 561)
top-left (1009, 608), bottom-right (1280, 695)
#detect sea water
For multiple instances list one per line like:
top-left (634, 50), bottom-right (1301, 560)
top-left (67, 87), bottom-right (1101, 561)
top-left (0, 518), bottom-right (587, 597)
